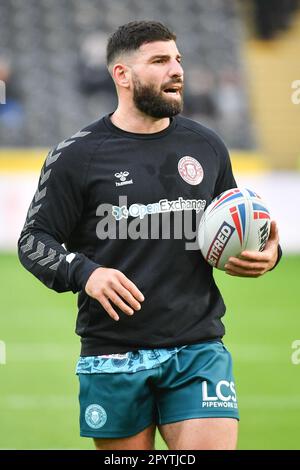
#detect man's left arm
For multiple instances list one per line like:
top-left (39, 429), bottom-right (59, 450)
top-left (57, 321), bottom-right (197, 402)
top-left (225, 220), bottom-right (282, 277)
top-left (209, 131), bottom-right (282, 277)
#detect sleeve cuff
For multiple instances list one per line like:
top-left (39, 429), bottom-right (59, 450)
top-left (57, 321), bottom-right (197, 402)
top-left (69, 253), bottom-right (101, 292)
top-left (269, 244), bottom-right (282, 271)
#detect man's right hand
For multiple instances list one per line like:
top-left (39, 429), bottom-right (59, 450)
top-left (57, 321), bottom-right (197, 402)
top-left (85, 267), bottom-right (145, 321)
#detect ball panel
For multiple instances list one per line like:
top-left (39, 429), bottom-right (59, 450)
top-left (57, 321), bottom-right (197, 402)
top-left (247, 198), bottom-right (271, 252)
top-left (204, 220), bottom-right (243, 269)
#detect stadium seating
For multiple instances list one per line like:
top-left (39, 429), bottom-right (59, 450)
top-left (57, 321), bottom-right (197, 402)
top-left (0, 0), bottom-right (253, 148)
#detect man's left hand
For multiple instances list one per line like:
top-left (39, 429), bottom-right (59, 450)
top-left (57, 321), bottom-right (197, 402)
top-left (225, 220), bottom-right (280, 278)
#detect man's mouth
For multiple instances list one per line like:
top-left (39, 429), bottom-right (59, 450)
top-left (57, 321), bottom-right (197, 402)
top-left (162, 85), bottom-right (182, 96)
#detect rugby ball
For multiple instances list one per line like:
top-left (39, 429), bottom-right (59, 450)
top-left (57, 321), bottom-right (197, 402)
top-left (198, 188), bottom-right (271, 270)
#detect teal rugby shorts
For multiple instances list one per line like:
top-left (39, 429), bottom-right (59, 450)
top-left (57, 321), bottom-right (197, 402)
top-left (78, 341), bottom-right (239, 438)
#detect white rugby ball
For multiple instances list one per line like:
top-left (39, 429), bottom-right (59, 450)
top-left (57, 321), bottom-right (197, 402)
top-left (198, 188), bottom-right (271, 270)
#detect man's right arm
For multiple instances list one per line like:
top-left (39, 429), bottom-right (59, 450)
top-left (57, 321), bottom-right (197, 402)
top-left (18, 139), bottom-right (145, 318)
top-left (18, 140), bottom-right (99, 293)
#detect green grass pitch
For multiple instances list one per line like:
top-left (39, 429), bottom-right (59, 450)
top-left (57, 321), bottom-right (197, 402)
top-left (0, 253), bottom-right (299, 449)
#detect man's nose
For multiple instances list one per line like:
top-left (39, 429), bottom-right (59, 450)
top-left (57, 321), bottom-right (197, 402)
top-left (169, 60), bottom-right (184, 78)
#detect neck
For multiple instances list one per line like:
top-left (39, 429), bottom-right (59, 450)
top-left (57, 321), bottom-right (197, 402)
top-left (110, 103), bottom-right (170, 134)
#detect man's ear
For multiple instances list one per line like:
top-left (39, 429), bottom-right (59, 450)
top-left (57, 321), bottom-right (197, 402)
top-left (112, 64), bottom-right (131, 88)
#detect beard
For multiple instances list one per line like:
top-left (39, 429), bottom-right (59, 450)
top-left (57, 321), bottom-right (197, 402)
top-left (132, 75), bottom-right (184, 118)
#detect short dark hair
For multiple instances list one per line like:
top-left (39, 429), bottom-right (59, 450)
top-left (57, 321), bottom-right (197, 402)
top-left (106, 20), bottom-right (176, 67)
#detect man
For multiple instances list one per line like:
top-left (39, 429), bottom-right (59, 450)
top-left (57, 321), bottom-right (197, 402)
top-left (18, 21), bottom-right (281, 450)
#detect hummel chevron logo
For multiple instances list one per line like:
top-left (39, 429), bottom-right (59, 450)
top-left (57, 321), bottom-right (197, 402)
top-left (23, 220), bottom-right (35, 229)
top-left (40, 167), bottom-right (51, 185)
top-left (20, 130), bottom-right (91, 272)
top-left (28, 241), bottom-right (46, 261)
top-left (34, 186), bottom-right (47, 203)
top-left (49, 253), bottom-right (65, 271)
top-left (28, 203), bottom-right (41, 219)
top-left (20, 235), bottom-right (34, 253)
top-left (45, 131), bottom-right (91, 167)
top-left (71, 131), bottom-right (91, 139)
top-left (46, 150), bottom-right (61, 167)
top-left (56, 140), bottom-right (75, 150)
top-left (38, 248), bottom-right (56, 266)
top-left (56, 131), bottom-right (91, 150)
top-left (18, 233), bottom-right (30, 245)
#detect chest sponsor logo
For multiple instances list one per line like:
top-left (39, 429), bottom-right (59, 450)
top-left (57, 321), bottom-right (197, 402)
top-left (114, 171), bottom-right (133, 187)
top-left (112, 196), bottom-right (206, 220)
top-left (178, 156), bottom-right (204, 186)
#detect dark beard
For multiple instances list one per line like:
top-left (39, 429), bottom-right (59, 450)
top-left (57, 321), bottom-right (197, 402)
top-left (132, 77), bottom-right (183, 118)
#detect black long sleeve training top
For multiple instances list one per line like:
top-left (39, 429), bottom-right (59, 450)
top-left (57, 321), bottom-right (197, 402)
top-left (18, 114), bottom-right (273, 355)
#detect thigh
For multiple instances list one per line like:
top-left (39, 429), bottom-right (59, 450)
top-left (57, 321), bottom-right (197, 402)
top-left (94, 424), bottom-right (156, 450)
top-left (78, 371), bottom-right (155, 440)
top-left (159, 417), bottom-right (238, 450)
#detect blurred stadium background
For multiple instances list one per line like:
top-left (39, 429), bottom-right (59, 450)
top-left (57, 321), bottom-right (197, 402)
top-left (0, 0), bottom-right (299, 450)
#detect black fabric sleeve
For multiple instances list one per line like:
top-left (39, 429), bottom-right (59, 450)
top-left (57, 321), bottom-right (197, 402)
top-left (269, 244), bottom-right (283, 271)
top-left (17, 138), bottom-right (100, 293)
